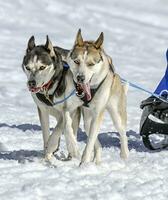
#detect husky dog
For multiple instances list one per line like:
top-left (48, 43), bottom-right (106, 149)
top-left (66, 29), bottom-right (129, 164)
top-left (22, 36), bottom-right (83, 161)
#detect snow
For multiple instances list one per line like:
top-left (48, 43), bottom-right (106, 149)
top-left (0, 0), bottom-right (168, 199)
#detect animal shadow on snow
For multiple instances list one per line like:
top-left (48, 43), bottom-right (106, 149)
top-left (0, 123), bottom-right (149, 162)
top-left (77, 128), bottom-right (149, 152)
top-left (0, 123), bottom-right (43, 163)
top-left (0, 149), bottom-right (43, 163)
top-left (0, 123), bottom-right (41, 132)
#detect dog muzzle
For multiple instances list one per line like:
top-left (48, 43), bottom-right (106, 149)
top-left (29, 87), bottom-right (41, 93)
top-left (28, 80), bottom-right (52, 93)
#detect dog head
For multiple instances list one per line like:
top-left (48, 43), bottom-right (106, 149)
top-left (67, 29), bottom-right (107, 100)
top-left (22, 36), bottom-right (62, 93)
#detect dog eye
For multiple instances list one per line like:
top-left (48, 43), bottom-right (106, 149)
top-left (39, 66), bottom-right (46, 70)
top-left (25, 66), bottom-right (30, 71)
top-left (88, 63), bottom-right (94, 67)
top-left (74, 60), bottom-right (80, 65)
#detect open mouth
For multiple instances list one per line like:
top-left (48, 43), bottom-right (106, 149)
top-left (29, 86), bottom-right (41, 93)
top-left (76, 82), bottom-right (91, 101)
top-left (28, 80), bottom-right (52, 93)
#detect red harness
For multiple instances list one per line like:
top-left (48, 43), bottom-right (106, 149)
top-left (29, 79), bottom-right (53, 93)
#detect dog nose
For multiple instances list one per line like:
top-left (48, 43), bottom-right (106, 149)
top-left (28, 80), bottom-right (36, 87)
top-left (77, 75), bottom-right (85, 83)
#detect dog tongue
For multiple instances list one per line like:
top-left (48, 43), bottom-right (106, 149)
top-left (80, 83), bottom-right (91, 101)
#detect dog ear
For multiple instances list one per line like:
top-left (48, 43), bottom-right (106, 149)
top-left (45, 35), bottom-right (55, 57)
top-left (75, 29), bottom-right (84, 46)
top-left (94, 32), bottom-right (104, 49)
top-left (27, 36), bottom-right (35, 52)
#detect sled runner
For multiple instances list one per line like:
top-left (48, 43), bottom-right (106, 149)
top-left (140, 49), bottom-right (168, 150)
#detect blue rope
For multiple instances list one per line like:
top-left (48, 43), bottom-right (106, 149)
top-left (53, 89), bottom-right (76, 105)
top-left (52, 60), bottom-right (168, 105)
top-left (121, 78), bottom-right (168, 104)
top-left (52, 77), bottom-right (168, 105)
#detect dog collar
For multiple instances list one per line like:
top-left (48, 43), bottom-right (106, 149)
top-left (41, 79), bottom-right (53, 91)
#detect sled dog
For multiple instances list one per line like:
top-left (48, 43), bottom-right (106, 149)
top-left (22, 36), bottom-right (83, 161)
top-left (66, 29), bottom-right (129, 164)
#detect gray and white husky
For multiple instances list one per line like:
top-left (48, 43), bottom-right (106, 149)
top-left (66, 29), bottom-right (129, 165)
top-left (22, 36), bottom-right (83, 161)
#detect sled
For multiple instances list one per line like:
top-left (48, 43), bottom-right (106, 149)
top-left (140, 49), bottom-right (168, 150)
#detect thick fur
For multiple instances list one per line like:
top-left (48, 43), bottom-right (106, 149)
top-left (66, 30), bottom-right (129, 164)
top-left (22, 36), bottom-right (83, 161)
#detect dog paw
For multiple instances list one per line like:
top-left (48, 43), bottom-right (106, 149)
top-left (45, 153), bottom-right (51, 160)
top-left (79, 155), bottom-right (91, 166)
top-left (44, 153), bottom-right (59, 166)
top-left (95, 159), bottom-right (101, 165)
top-left (92, 156), bottom-right (101, 165)
top-left (79, 161), bottom-right (90, 167)
top-left (44, 153), bottom-right (54, 162)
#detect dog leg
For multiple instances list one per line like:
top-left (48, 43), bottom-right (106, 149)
top-left (66, 108), bottom-right (81, 159)
top-left (107, 100), bottom-right (129, 159)
top-left (37, 106), bottom-right (50, 153)
top-left (45, 116), bottom-right (63, 161)
top-left (80, 111), bottom-right (104, 165)
top-left (93, 134), bottom-right (102, 165)
top-left (72, 108), bottom-right (81, 138)
top-left (83, 110), bottom-right (102, 165)
top-left (64, 111), bottom-right (80, 158)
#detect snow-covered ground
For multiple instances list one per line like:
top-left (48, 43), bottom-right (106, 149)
top-left (0, 0), bottom-right (168, 199)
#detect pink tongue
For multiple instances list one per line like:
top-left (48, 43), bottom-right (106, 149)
top-left (80, 83), bottom-right (91, 101)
